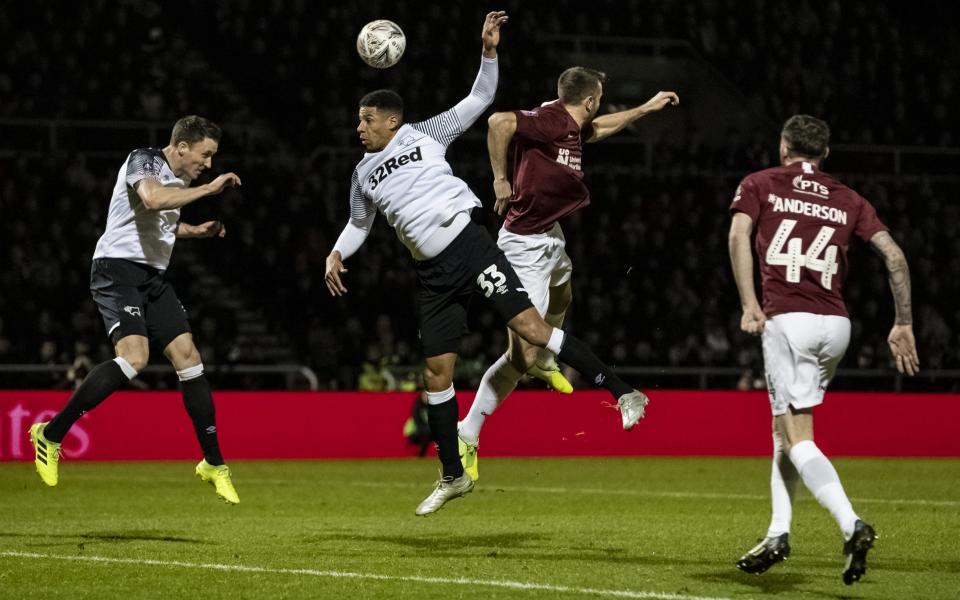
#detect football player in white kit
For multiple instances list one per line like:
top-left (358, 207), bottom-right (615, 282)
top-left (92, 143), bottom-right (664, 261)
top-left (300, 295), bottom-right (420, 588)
top-left (28, 116), bottom-right (242, 504)
top-left (729, 114), bottom-right (919, 584)
top-left (324, 11), bottom-right (648, 515)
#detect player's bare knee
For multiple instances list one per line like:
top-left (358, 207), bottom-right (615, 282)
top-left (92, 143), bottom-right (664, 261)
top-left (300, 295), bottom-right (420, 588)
top-left (119, 349), bottom-right (148, 372)
top-left (164, 334), bottom-right (201, 370)
top-left (176, 345), bottom-right (202, 370)
top-left (422, 367), bottom-right (452, 392)
top-left (116, 337), bottom-right (149, 371)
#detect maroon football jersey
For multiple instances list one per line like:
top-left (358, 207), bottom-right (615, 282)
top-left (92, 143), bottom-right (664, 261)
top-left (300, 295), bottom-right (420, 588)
top-left (730, 161), bottom-right (888, 317)
top-left (503, 100), bottom-right (595, 235)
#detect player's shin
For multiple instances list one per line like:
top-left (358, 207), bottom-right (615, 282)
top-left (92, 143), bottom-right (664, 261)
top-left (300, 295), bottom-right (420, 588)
top-left (459, 355), bottom-right (520, 444)
top-left (768, 431), bottom-right (799, 537)
top-left (425, 385), bottom-right (463, 479)
top-left (44, 357), bottom-right (137, 442)
top-left (547, 329), bottom-right (634, 398)
top-left (789, 440), bottom-right (859, 538)
top-left (179, 364), bottom-right (224, 465)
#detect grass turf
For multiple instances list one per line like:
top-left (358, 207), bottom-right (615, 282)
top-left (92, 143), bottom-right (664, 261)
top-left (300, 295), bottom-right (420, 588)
top-left (1, 457), bottom-right (958, 599)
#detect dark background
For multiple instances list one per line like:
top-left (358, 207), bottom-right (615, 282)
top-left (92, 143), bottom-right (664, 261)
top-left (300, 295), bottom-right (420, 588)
top-left (1, 0), bottom-right (957, 391)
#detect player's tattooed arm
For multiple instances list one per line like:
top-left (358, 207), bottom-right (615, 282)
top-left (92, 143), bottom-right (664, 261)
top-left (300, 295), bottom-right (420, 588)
top-left (870, 231), bottom-right (912, 325)
top-left (870, 230), bottom-right (920, 375)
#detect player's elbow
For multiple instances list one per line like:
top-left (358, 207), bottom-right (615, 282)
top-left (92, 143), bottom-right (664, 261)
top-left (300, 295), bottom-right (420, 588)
top-left (728, 227), bottom-right (749, 247)
top-left (140, 193), bottom-right (159, 211)
top-left (138, 186), bottom-right (162, 210)
top-left (885, 247), bottom-right (909, 273)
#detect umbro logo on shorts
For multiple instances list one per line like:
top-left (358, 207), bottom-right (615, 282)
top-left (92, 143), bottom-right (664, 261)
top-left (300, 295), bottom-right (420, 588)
top-left (123, 306), bottom-right (142, 317)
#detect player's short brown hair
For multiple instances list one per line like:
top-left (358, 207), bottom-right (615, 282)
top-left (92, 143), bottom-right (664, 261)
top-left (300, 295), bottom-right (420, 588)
top-left (557, 67), bottom-right (606, 105)
top-left (170, 115), bottom-right (222, 146)
top-left (781, 114), bottom-right (830, 159)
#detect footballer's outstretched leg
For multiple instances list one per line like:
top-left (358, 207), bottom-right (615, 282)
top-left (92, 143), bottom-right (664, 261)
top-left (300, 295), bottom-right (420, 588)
top-left (842, 520), bottom-right (876, 585)
top-left (458, 423), bottom-right (479, 481)
top-left (415, 473), bottom-right (474, 516)
top-left (736, 533), bottom-right (791, 574)
top-left (196, 460), bottom-right (240, 504)
top-left (28, 422), bottom-right (62, 487)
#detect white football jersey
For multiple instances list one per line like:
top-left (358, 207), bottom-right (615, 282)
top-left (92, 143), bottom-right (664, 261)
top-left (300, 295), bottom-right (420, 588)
top-left (93, 148), bottom-right (186, 270)
top-left (335, 57), bottom-right (498, 260)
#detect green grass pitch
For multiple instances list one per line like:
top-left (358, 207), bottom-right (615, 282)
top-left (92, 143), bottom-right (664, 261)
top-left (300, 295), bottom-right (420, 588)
top-left (1, 457), bottom-right (958, 599)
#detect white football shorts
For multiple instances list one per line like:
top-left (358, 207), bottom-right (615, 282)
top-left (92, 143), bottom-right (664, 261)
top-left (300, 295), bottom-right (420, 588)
top-left (761, 312), bottom-right (851, 416)
top-left (497, 223), bottom-right (573, 316)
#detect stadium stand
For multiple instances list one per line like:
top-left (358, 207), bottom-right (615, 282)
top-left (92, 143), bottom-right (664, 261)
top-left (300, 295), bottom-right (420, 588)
top-left (1, 0), bottom-right (956, 390)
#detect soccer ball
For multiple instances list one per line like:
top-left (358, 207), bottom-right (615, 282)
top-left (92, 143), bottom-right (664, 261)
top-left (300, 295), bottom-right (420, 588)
top-left (356, 20), bottom-right (406, 69)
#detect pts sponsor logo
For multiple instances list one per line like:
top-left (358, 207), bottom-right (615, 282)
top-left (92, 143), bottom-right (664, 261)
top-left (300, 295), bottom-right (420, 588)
top-left (368, 146), bottom-right (422, 190)
top-left (792, 175), bottom-right (829, 198)
top-left (1, 403), bottom-right (90, 459)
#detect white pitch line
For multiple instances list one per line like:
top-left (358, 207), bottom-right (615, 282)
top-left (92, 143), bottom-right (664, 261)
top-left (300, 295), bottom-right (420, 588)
top-left (0, 550), bottom-right (730, 600)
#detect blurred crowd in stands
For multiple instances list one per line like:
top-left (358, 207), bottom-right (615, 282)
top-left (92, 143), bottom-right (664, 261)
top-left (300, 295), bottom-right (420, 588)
top-left (1, 1), bottom-right (957, 390)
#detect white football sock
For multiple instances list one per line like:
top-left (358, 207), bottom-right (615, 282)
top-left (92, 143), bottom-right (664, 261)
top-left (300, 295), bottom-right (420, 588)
top-left (424, 384), bottom-right (455, 405)
top-left (789, 440), bottom-right (859, 539)
top-left (458, 355), bottom-right (521, 445)
top-left (536, 310), bottom-right (566, 369)
top-left (767, 431), bottom-right (799, 537)
top-left (545, 328), bottom-right (565, 355)
top-left (113, 356), bottom-right (138, 380)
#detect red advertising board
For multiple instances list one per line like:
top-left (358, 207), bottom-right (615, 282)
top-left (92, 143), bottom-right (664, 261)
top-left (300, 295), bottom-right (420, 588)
top-left (0, 390), bottom-right (956, 461)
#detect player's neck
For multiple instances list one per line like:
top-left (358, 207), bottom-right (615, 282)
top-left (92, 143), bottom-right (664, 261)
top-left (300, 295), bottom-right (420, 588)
top-left (564, 104), bottom-right (590, 129)
top-left (162, 145), bottom-right (184, 178)
top-left (782, 156), bottom-right (821, 169)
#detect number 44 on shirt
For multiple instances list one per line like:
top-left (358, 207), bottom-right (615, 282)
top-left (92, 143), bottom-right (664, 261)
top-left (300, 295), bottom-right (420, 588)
top-left (766, 218), bottom-right (839, 290)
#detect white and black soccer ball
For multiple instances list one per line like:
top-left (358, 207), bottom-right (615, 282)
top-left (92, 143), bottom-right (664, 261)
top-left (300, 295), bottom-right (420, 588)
top-left (356, 20), bottom-right (406, 69)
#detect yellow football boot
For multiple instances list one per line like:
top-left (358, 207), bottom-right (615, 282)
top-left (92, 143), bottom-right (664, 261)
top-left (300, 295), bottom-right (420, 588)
top-left (527, 361), bottom-right (573, 394)
top-left (458, 434), bottom-right (479, 482)
top-left (28, 422), bottom-right (61, 487)
top-left (195, 460), bottom-right (240, 505)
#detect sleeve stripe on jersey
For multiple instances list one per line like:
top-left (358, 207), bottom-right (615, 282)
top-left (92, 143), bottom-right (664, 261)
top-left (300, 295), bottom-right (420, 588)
top-left (349, 169), bottom-right (374, 220)
top-left (125, 149), bottom-right (166, 186)
top-left (411, 109), bottom-right (464, 147)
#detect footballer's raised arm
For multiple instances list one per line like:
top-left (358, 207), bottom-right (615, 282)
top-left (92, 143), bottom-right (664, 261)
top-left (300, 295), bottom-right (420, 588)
top-left (410, 12), bottom-right (507, 146)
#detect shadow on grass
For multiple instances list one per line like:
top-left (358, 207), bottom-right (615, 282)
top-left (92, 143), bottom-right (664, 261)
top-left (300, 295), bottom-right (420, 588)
top-left (0, 530), bottom-right (210, 545)
top-left (692, 569), bottom-right (864, 599)
top-left (302, 531), bottom-right (729, 567)
top-left (303, 531), bottom-right (547, 552)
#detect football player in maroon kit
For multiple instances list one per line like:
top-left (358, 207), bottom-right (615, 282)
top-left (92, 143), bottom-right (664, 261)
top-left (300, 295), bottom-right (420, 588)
top-left (728, 114), bottom-right (919, 585)
top-left (456, 66), bottom-right (678, 479)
